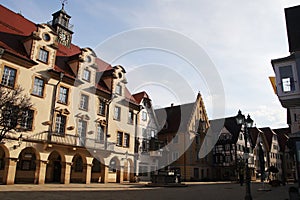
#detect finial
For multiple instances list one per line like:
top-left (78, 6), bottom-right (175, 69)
top-left (60, 0), bottom-right (68, 9)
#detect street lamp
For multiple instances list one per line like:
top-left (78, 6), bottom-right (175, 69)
top-left (236, 110), bottom-right (254, 200)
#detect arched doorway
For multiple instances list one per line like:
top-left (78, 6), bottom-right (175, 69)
top-left (0, 146), bottom-right (6, 184)
top-left (91, 158), bottom-right (105, 183)
top-left (15, 147), bottom-right (39, 184)
top-left (70, 154), bottom-right (86, 183)
top-left (46, 151), bottom-right (63, 183)
top-left (108, 157), bottom-right (120, 183)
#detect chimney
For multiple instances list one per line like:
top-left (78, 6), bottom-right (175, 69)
top-left (171, 103), bottom-right (174, 107)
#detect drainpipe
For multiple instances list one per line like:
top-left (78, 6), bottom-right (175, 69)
top-left (48, 72), bottom-right (64, 142)
top-left (134, 105), bottom-right (143, 176)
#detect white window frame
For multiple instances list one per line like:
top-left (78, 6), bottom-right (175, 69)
top-left (82, 68), bottom-right (91, 82)
top-left (38, 48), bottom-right (49, 63)
top-left (115, 84), bottom-right (122, 95)
top-left (79, 94), bottom-right (89, 110)
top-left (58, 86), bottom-right (68, 104)
top-left (54, 113), bottom-right (66, 135)
top-left (1, 66), bottom-right (16, 88)
top-left (32, 77), bottom-right (44, 97)
top-left (114, 106), bottom-right (121, 120)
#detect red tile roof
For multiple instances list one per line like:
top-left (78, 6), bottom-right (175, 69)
top-left (125, 87), bottom-right (138, 104)
top-left (132, 91), bottom-right (149, 104)
top-left (0, 5), bottom-right (36, 35)
top-left (0, 5), bottom-right (37, 61)
top-left (0, 4), bottom-right (114, 94)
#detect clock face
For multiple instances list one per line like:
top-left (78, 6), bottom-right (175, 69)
top-left (58, 31), bottom-right (69, 46)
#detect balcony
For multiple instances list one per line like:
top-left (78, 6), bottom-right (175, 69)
top-left (26, 132), bottom-right (111, 151)
top-left (149, 150), bottom-right (163, 157)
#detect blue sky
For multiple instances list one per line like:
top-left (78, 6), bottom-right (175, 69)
top-left (2, 0), bottom-right (300, 128)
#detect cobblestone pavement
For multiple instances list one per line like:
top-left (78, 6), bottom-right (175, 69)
top-left (0, 182), bottom-right (297, 200)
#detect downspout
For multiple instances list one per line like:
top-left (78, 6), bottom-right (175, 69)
top-left (134, 105), bottom-right (142, 177)
top-left (48, 72), bottom-right (64, 142)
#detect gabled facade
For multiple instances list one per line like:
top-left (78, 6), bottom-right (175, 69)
top-left (155, 93), bottom-right (210, 181)
top-left (259, 127), bottom-right (282, 180)
top-left (211, 116), bottom-right (256, 181)
top-left (0, 4), bottom-right (153, 185)
top-left (132, 91), bottom-right (161, 181)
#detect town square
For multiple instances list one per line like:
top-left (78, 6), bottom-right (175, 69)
top-left (0, 1), bottom-right (300, 199)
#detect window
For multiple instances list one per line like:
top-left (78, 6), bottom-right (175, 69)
top-left (82, 68), bottom-right (91, 82)
top-left (79, 94), bottom-right (89, 110)
top-left (96, 124), bottom-right (104, 143)
top-left (225, 144), bottom-right (230, 151)
top-left (58, 86), bottom-right (68, 104)
top-left (32, 77), bottom-right (44, 97)
top-left (128, 110), bottom-right (134, 124)
top-left (115, 85), bottom-right (122, 95)
top-left (142, 128), bottom-right (147, 138)
top-left (78, 120), bottom-right (87, 145)
top-left (98, 99), bottom-right (106, 116)
top-left (239, 133), bottom-right (243, 140)
top-left (142, 111), bottom-right (147, 121)
top-left (142, 139), bottom-right (149, 152)
top-left (54, 113), bottom-right (66, 135)
top-left (114, 106), bottom-right (121, 120)
top-left (109, 159), bottom-right (117, 172)
top-left (150, 130), bottom-right (155, 138)
top-left (117, 131), bottom-right (123, 146)
top-left (1, 66), bottom-right (16, 88)
top-left (124, 133), bottom-right (130, 147)
top-left (38, 48), bottom-right (49, 63)
top-left (20, 109), bottom-right (34, 130)
top-left (225, 155), bottom-right (231, 163)
top-left (279, 65), bottom-right (295, 92)
top-left (18, 153), bottom-right (36, 171)
top-left (172, 151), bottom-right (179, 161)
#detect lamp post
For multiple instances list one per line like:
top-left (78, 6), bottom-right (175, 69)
top-left (236, 110), bottom-right (254, 200)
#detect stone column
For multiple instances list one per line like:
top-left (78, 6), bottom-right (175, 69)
top-left (63, 162), bottom-right (72, 184)
top-left (104, 165), bottom-right (109, 183)
top-left (85, 163), bottom-right (92, 184)
top-left (37, 160), bottom-right (48, 184)
top-left (4, 158), bottom-right (18, 185)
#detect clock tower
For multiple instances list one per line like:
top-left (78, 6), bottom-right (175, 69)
top-left (50, 3), bottom-right (73, 47)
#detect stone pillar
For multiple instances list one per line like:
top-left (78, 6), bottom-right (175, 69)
top-left (37, 160), bottom-right (48, 184)
top-left (104, 165), bottom-right (109, 183)
top-left (119, 167), bottom-right (124, 183)
top-left (63, 162), bottom-right (72, 184)
top-left (4, 158), bottom-right (18, 185)
top-left (86, 164), bottom-right (92, 184)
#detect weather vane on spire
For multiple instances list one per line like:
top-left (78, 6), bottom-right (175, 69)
top-left (60, 0), bottom-right (68, 9)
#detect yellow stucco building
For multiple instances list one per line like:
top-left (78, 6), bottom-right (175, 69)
top-left (0, 4), bottom-right (157, 184)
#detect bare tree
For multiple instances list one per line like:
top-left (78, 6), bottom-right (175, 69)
top-left (0, 86), bottom-right (32, 142)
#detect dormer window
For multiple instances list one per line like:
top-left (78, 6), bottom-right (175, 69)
top-left (279, 65), bottom-right (295, 92)
top-left (82, 68), bottom-right (91, 82)
top-left (115, 85), bottom-right (122, 95)
top-left (38, 48), bottom-right (49, 63)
